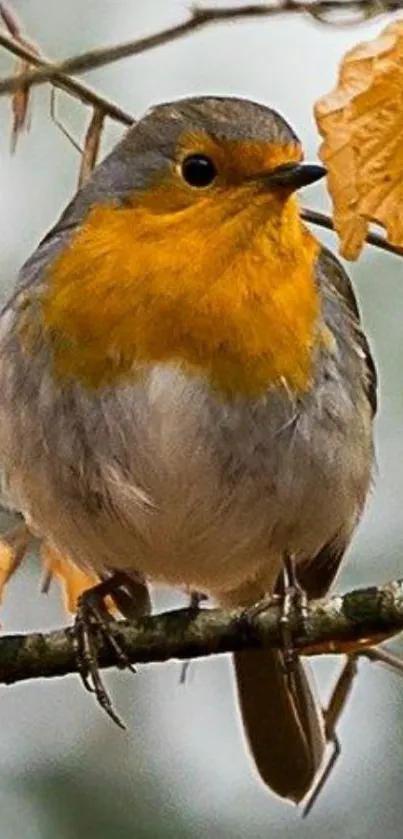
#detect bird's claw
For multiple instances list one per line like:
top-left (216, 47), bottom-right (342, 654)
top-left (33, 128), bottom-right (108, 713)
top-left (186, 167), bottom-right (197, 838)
top-left (72, 576), bottom-right (137, 728)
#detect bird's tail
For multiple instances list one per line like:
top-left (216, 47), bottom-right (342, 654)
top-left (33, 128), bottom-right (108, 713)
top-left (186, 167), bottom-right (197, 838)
top-left (233, 647), bottom-right (325, 803)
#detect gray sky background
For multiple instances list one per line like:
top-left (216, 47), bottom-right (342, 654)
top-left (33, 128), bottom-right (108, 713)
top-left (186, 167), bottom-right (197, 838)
top-left (0, 3), bottom-right (403, 838)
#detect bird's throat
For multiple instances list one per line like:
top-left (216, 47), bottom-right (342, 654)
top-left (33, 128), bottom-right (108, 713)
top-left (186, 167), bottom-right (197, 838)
top-left (37, 199), bottom-right (321, 395)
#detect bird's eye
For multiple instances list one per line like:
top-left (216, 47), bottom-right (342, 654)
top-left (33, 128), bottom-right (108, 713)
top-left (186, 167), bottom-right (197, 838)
top-left (181, 154), bottom-right (217, 188)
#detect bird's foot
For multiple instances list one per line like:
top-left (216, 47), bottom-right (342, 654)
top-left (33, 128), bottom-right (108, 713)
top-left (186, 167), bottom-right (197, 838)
top-left (72, 572), bottom-right (139, 728)
top-left (279, 554), bottom-right (308, 674)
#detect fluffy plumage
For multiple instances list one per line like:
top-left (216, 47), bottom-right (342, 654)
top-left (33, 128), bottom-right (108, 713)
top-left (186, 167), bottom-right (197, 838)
top-left (0, 96), bottom-right (376, 803)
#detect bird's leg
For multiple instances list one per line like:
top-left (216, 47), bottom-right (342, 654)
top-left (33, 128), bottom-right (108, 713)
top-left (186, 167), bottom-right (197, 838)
top-left (107, 572), bottom-right (152, 620)
top-left (180, 590), bottom-right (207, 684)
top-left (235, 555), bottom-right (307, 662)
top-left (280, 553), bottom-right (308, 672)
top-left (73, 571), bottom-right (150, 728)
top-left (188, 590), bottom-right (207, 611)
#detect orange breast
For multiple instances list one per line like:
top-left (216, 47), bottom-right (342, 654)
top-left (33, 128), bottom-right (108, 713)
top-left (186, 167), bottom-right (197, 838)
top-left (39, 187), bottom-right (320, 395)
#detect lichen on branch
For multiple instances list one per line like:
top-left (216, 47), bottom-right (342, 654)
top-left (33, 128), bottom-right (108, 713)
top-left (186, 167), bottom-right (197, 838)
top-left (0, 580), bottom-right (403, 686)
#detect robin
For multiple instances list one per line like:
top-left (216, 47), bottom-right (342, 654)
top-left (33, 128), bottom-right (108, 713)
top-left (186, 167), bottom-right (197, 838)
top-left (0, 96), bottom-right (377, 804)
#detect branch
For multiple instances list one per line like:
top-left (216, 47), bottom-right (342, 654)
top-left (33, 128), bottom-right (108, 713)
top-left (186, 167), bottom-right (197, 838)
top-left (0, 0), bottom-right (402, 99)
top-left (0, 16), bottom-right (133, 126)
top-left (1, 4), bottom-right (402, 259)
top-left (1, 580), bottom-right (403, 685)
top-left (301, 208), bottom-right (403, 259)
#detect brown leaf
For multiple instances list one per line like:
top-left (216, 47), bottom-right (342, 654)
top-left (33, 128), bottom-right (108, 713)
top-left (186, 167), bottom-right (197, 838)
top-left (0, 543), bottom-right (16, 606)
top-left (41, 543), bottom-right (100, 614)
top-left (0, 523), bottom-right (32, 605)
top-left (0, 2), bottom-right (40, 151)
top-left (0, 516), bottom-right (103, 615)
top-left (77, 107), bottom-right (105, 188)
top-left (10, 56), bottom-right (32, 152)
top-left (315, 20), bottom-right (403, 259)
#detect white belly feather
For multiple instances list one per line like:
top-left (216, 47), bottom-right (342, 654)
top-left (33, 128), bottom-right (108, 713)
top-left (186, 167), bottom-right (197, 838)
top-left (0, 362), bottom-right (372, 601)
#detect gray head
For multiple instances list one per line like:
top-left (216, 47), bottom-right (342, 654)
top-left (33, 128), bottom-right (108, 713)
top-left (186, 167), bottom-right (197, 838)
top-left (122, 95), bottom-right (300, 157)
top-left (55, 97), bottom-right (310, 221)
top-left (32, 96), bottom-right (324, 268)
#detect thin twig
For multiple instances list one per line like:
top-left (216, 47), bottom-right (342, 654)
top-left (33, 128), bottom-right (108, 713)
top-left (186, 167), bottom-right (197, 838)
top-left (302, 208), bottom-right (403, 259)
top-left (0, 579), bottom-right (403, 685)
top-left (49, 88), bottom-right (83, 153)
top-left (1, 4), bottom-right (403, 259)
top-left (0, 29), bottom-right (134, 125)
top-left (0, 0), bottom-right (400, 98)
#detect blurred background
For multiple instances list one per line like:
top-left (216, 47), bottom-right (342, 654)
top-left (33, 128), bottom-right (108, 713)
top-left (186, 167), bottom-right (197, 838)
top-left (0, 1), bottom-right (403, 837)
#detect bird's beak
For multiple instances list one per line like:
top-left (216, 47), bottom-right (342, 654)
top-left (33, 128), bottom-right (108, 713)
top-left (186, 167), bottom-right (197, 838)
top-left (263, 162), bottom-right (326, 191)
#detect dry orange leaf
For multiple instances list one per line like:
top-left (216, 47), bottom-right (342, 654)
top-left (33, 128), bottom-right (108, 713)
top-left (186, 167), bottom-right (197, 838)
top-left (0, 2), bottom-right (40, 151)
top-left (77, 107), bottom-right (105, 188)
top-left (0, 522), bottom-right (32, 605)
top-left (0, 520), bottom-right (100, 614)
top-left (41, 543), bottom-right (100, 613)
top-left (10, 56), bottom-right (33, 152)
top-left (315, 20), bottom-right (403, 259)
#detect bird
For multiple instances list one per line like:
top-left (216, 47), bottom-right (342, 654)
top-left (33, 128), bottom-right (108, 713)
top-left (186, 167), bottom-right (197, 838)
top-left (0, 95), bottom-right (377, 805)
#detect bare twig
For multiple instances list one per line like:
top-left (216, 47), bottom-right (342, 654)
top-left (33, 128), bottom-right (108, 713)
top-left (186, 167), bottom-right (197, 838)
top-left (49, 88), bottom-right (83, 153)
top-left (0, 579), bottom-right (403, 685)
top-left (0, 1), bottom-right (401, 99)
top-left (302, 208), bottom-right (403, 259)
top-left (0, 25), bottom-right (133, 126)
top-left (1, 2), bottom-right (403, 262)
